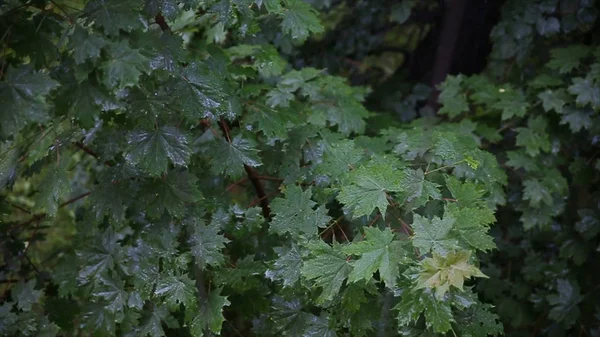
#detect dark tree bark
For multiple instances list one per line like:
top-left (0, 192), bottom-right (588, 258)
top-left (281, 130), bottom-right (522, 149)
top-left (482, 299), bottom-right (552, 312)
top-left (426, 0), bottom-right (468, 112)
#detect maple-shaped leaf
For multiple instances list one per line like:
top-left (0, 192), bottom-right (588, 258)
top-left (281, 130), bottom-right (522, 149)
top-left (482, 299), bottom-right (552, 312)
top-left (266, 88), bottom-right (294, 108)
top-left (547, 279), bottom-right (582, 327)
top-left (538, 89), bottom-right (568, 113)
top-left (92, 275), bottom-right (128, 313)
top-left (245, 103), bottom-right (297, 139)
top-left (416, 250), bottom-right (487, 299)
top-left (342, 227), bottom-right (407, 288)
top-left (154, 274), bottom-right (196, 310)
top-left (568, 77), bottom-right (600, 109)
top-left (190, 288), bottom-right (231, 336)
top-left (178, 58), bottom-right (239, 119)
top-left (228, 44), bottom-right (287, 77)
top-left (209, 135), bottom-right (262, 178)
top-left (77, 228), bottom-right (125, 282)
top-left (270, 185), bottom-right (331, 237)
top-left (68, 79), bottom-right (118, 127)
top-left (307, 76), bottom-right (370, 135)
top-left (84, 0), bottom-right (143, 36)
top-left (280, 0), bottom-right (324, 42)
top-left (0, 65), bottom-right (59, 137)
top-left (394, 288), bottom-right (454, 333)
top-left (101, 40), bottom-right (150, 89)
top-left (139, 305), bottom-right (179, 337)
top-left (189, 219), bottom-right (230, 268)
top-left (214, 256), bottom-right (265, 292)
top-left (34, 162), bottom-right (71, 217)
top-left (125, 126), bottom-right (190, 176)
top-left (559, 106), bottom-right (594, 132)
top-left (456, 304), bottom-right (503, 337)
top-left (546, 45), bottom-right (592, 74)
top-left (265, 244), bottom-right (305, 287)
top-left (515, 116), bottom-right (551, 156)
top-left (89, 172), bottom-right (135, 222)
top-left (13, 280), bottom-right (42, 311)
top-left (301, 240), bottom-right (352, 302)
top-left (140, 170), bottom-right (201, 218)
top-left (522, 169), bottom-right (567, 208)
top-left (444, 175), bottom-right (486, 209)
top-left (446, 204), bottom-right (496, 251)
top-left (337, 157), bottom-right (403, 219)
top-left (438, 75), bottom-right (469, 118)
top-left (69, 25), bottom-right (107, 64)
top-left (491, 89), bottom-right (529, 120)
top-left (506, 150), bottom-right (539, 172)
top-left (316, 139), bottom-right (363, 180)
top-left (412, 214), bottom-right (459, 255)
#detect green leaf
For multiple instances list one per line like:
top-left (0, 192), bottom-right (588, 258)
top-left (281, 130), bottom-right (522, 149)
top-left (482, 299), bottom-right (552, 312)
top-left (0, 65), bottom-right (59, 137)
top-left (189, 219), bottom-right (230, 268)
top-left (394, 289), bottom-right (454, 333)
top-left (92, 275), bottom-right (127, 313)
top-left (446, 204), bottom-right (496, 251)
top-left (155, 274), bottom-right (196, 310)
top-left (77, 228), bottom-right (125, 282)
top-left (301, 240), bottom-right (352, 302)
top-left (538, 89), bottom-right (568, 113)
top-left (84, 0), bottom-right (143, 36)
top-left (89, 175), bottom-right (133, 222)
top-left (491, 89), bottom-right (528, 120)
top-left (559, 107), bottom-right (594, 132)
top-left (456, 304), bottom-right (503, 337)
top-left (280, 0), bottom-right (324, 42)
top-left (177, 61), bottom-right (239, 119)
top-left (547, 279), bottom-right (582, 327)
top-left (337, 157), bottom-right (403, 219)
top-left (68, 79), bottom-right (117, 127)
top-left (438, 75), bottom-right (469, 118)
top-left (141, 170), bottom-right (201, 218)
top-left (270, 185), bottom-right (331, 237)
top-left (69, 25), bottom-right (107, 64)
top-left (101, 40), bottom-right (150, 89)
top-left (34, 162), bottom-right (71, 217)
top-left (13, 280), bottom-right (42, 311)
top-left (126, 126), bottom-right (190, 176)
top-left (546, 45), bottom-right (592, 74)
top-left (342, 227), bottom-right (407, 287)
top-left (568, 77), bottom-right (600, 109)
top-left (316, 139), bottom-right (363, 180)
top-left (265, 244), bottom-right (305, 287)
top-left (190, 288), bottom-right (231, 335)
top-left (515, 116), bottom-right (551, 156)
top-left (412, 214), bottom-right (459, 255)
top-left (209, 135), bottom-right (262, 178)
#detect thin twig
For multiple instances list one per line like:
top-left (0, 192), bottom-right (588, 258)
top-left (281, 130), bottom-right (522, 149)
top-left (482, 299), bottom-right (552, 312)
top-left (6, 192), bottom-right (91, 231)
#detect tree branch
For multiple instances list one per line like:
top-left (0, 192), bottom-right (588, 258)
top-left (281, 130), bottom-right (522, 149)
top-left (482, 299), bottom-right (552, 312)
top-left (6, 192), bottom-right (91, 231)
top-left (218, 118), bottom-right (271, 220)
top-left (155, 13), bottom-right (170, 32)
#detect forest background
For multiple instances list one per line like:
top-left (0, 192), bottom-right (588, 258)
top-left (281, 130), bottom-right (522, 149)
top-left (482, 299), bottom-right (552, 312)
top-left (1, 0), bottom-right (600, 336)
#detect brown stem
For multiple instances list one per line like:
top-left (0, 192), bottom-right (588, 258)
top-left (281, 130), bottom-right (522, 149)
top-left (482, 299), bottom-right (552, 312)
top-left (155, 13), bottom-right (170, 32)
top-left (218, 118), bottom-right (271, 220)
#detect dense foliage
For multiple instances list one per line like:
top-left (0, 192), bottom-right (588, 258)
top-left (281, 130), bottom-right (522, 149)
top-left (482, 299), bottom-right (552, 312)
top-left (1, 0), bottom-right (599, 337)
